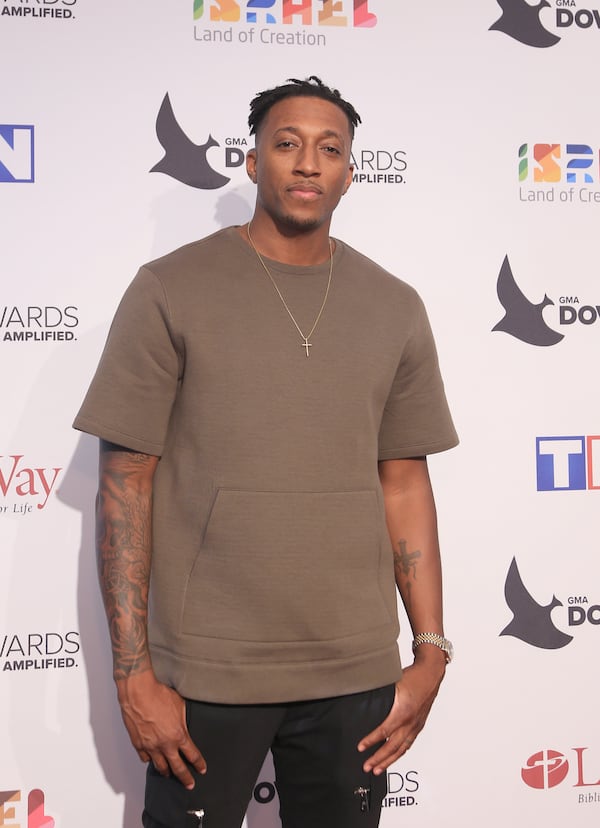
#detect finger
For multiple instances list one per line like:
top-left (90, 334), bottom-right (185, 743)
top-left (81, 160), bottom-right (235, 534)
top-left (178, 702), bottom-right (207, 776)
top-left (362, 738), bottom-right (401, 775)
top-left (364, 732), bottom-right (416, 775)
top-left (148, 750), bottom-right (172, 779)
top-left (137, 749), bottom-right (151, 763)
top-left (181, 743), bottom-right (207, 776)
top-left (164, 751), bottom-right (197, 791)
top-left (357, 724), bottom-right (389, 753)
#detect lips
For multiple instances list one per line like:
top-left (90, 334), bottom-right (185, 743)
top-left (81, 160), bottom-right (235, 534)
top-left (286, 184), bottom-right (323, 200)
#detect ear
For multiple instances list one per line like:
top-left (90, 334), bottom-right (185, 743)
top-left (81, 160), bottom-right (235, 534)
top-left (246, 148), bottom-right (257, 184)
top-left (342, 164), bottom-right (354, 195)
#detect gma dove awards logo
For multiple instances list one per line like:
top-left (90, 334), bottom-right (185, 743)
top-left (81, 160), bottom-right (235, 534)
top-left (490, 0), bottom-right (600, 48)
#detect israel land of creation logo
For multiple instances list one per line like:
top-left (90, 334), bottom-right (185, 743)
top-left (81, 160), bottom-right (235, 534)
top-left (1, 631), bottom-right (80, 672)
top-left (522, 747), bottom-right (600, 802)
top-left (0, 125), bottom-right (34, 183)
top-left (193, 0), bottom-right (378, 47)
top-left (501, 557), bottom-right (600, 649)
top-left (1, 0), bottom-right (77, 20)
top-left (0, 789), bottom-right (55, 828)
top-left (518, 142), bottom-right (600, 204)
top-left (490, 1), bottom-right (600, 49)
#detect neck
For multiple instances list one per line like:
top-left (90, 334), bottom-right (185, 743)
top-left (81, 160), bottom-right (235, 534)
top-left (241, 214), bottom-right (332, 266)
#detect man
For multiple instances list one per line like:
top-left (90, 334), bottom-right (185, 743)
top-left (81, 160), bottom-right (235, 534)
top-left (74, 77), bottom-right (458, 828)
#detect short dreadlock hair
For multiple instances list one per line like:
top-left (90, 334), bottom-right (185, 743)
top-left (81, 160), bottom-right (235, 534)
top-left (248, 76), bottom-right (362, 139)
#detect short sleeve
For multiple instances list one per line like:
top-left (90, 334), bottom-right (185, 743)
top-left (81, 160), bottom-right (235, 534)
top-left (378, 294), bottom-right (458, 460)
top-left (73, 266), bottom-right (181, 455)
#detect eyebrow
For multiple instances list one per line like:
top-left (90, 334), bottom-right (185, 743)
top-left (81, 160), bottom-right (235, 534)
top-left (272, 126), bottom-right (346, 142)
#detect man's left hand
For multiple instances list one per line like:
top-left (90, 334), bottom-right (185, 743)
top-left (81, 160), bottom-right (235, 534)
top-left (357, 657), bottom-right (445, 775)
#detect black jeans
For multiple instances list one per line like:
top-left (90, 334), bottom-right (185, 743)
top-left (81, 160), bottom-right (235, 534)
top-left (142, 684), bottom-right (394, 828)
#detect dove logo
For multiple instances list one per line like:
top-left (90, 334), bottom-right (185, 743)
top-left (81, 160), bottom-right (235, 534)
top-left (0, 125), bottom-right (34, 183)
top-left (489, 0), bottom-right (560, 48)
top-left (501, 558), bottom-right (573, 649)
top-left (1, 631), bottom-right (80, 672)
top-left (0, 789), bottom-right (54, 828)
top-left (536, 435), bottom-right (600, 491)
top-left (492, 256), bottom-right (564, 347)
top-left (150, 94), bottom-right (243, 190)
top-left (557, 6), bottom-right (600, 30)
top-left (350, 148), bottom-right (407, 185)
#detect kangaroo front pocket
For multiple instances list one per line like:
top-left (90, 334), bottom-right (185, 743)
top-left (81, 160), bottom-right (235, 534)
top-left (181, 489), bottom-right (393, 643)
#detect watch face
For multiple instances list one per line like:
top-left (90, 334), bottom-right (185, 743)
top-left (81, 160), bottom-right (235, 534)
top-left (445, 640), bottom-right (454, 662)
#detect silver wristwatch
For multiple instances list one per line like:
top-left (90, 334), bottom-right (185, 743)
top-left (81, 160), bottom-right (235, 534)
top-left (412, 632), bottom-right (453, 663)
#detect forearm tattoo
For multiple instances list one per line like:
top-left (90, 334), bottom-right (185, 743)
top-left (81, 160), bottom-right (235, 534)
top-left (393, 538), bottom-right (421, 612)
top-left (96, 451), bottom-right (153, 680)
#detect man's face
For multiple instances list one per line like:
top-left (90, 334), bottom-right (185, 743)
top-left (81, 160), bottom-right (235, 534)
top-left (246, 95), bottom-right (354, 234)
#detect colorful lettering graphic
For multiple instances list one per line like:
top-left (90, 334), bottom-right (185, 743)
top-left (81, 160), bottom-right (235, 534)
top-left (193, 0), bottom-right (378, 27)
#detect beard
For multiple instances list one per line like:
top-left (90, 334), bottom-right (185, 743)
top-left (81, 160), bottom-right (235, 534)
top-left (274, 211), bottom-right (323, 235)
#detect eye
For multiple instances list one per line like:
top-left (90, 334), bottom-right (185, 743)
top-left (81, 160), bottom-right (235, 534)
top-left (322, 145), bottom-right (342, 155)
top-left (276, 140), bottom-right (297, 149)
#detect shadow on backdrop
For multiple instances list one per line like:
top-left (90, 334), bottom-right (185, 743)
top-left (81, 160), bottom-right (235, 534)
top-left (60, 432), bottom-right (145, 828)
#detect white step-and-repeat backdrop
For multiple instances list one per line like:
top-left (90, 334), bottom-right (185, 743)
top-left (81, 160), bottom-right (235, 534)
top-left (2, 2), bottom-right (599, 826)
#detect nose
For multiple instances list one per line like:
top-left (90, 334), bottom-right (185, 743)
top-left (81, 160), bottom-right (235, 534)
top-left (294, 143), bottom-right (320, 176)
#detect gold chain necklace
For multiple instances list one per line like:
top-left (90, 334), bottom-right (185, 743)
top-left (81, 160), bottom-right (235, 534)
top-left (246, 222), bottom-right (333, 357)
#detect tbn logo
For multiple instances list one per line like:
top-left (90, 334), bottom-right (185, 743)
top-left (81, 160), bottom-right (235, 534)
top-left (193, 0), bottom-right (378, 27)
top-left (0, 126), bottom-right (34, 184)
top-left (519, 143), bottom-right (599, 184)
top-left (536, 436), bottom-right (600, 491)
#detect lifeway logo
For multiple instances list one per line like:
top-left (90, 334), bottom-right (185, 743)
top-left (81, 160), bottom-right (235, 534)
top-left (522, 747), bottom-right (600, 801)
top-left (536, 435), bottom-right (600, 490)
top-left (492, 256), bottom-right (600, 346)
top-left (1, 0), bottom-right (76, 20)
top-left (1, 631), bottom-right (80, 673)
top-left (518, 142), bottom-right (600, 204)
top-left (0, 125), bottom-right (34, 183)
top-left (490, 1), bottom-right (600, 49)
top-left (0, 455), bottom-right (63, 513)
top-left (0, 789), bottom-right (55, 828)
top-left (501, 557), bottom-right (600, 649)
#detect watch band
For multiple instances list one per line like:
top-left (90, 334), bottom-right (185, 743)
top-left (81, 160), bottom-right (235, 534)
top-left (412, 632), bottom-right (453, 663)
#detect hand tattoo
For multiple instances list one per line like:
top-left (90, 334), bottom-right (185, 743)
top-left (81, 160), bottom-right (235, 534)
top-left (96, 447), bottom-right (155, 680)
top-left (394, 538), bottom-right (421, 611)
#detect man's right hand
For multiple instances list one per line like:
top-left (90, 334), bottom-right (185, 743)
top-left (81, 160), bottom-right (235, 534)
top-left (116, 670), bottom-right (207, 790)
